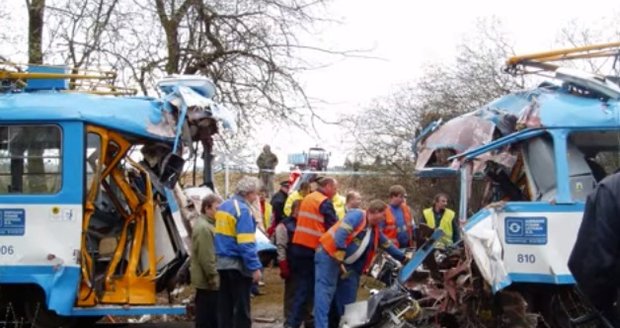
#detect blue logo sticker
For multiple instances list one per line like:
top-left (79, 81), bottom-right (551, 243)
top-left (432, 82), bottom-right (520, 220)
top-left (0, 209), bottom-right (25, 236)
top-left (505, 217), bottom-right (547, 245)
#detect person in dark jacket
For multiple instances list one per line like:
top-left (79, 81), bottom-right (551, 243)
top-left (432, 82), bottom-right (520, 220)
top-left (269, 180), bottom-right (290, 236)
top-left (256, 145), bottom-right (278, 197)
top-left (568, 172), bottom-right (620, 325)
top-left (287, 177), bottom-right (339, 328)
top-left (275, 200), bottom-right (312, 326)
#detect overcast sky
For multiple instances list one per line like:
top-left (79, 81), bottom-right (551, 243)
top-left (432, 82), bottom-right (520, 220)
top-left (258, 0), bottom-right (620, 171)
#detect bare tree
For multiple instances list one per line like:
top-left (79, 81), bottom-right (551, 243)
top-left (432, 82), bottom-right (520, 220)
top-left (554, 16), bottom-right (620, 75)
top-left (21, 0), bottom-right (359, 132)
top-left (348, 18), bottom-right (524, 169)
top-left (147, 0), bottom-right (343, 128)
top-left (45, 0), bottom-right (119, 69)
top-left (26, 0), bottom-right (45, 64)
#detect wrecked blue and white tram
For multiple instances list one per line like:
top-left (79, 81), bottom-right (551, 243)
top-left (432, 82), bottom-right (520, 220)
top-left (412, 44), bottom-right (620, 326)
top-left (0, 63), bottom-right (258, 327)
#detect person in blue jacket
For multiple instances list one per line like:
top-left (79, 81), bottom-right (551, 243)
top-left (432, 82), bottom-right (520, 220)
top-left (215, 176), bottom-right (263, 328)
top-left (314, 200), bottom-right (407, 328)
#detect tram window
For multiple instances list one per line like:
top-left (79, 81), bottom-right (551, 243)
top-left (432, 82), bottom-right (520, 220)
top-left (522, 135), bottom-right (557, 201)
top-left (0, 125), bottom-right (62, 194)
top-left (568, 131), bottom-right (620, 200)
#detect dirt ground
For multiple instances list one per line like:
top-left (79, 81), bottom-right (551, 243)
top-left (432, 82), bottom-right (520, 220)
top-left (251, 267), bottom-right (286, 327)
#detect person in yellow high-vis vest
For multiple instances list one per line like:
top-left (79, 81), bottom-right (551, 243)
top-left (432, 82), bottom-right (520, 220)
top-left (422, 193), bottom-right (458, 248)
top-left (283, 181), bottom-right (311, 216)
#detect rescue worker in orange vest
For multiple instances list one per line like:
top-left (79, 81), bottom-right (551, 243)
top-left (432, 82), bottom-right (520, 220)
top-left (286, 177), bottom-right (339, 328)
top-left (314, 200), bottom-right (406, 328)
top-left (422, 193), bottom-right (458, 248)
top-left (380, 185), bottom-right (414, 248)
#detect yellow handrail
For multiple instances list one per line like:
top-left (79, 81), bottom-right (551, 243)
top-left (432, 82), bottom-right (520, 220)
top-left (0, 61), bottom-right (137, 96)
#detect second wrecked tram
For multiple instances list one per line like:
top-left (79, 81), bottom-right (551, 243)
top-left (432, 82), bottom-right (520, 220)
top-left (0, 63), bottom-right (278, 327)
top-left (410, 43), bottom-right (620, 326)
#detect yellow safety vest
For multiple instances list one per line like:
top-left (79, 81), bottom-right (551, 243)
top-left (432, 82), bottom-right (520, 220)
top-left (263, 202), bottom-right (273, 230)
top-left (283, 191), bottom-right (303, 216)
top-left (332, 193), bottom-right (346, 220)
top-left (422, 208), bottom-right (455, 247)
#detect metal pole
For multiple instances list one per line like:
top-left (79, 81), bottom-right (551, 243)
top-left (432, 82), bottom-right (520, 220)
top-left (224, 154), bottom-right (229, 197)
top-left (459, 164), bottom-right (469, 224)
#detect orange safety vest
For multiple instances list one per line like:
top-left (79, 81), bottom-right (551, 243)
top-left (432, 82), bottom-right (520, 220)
top-left (320, 213), bottom-right (379, 272)
top-left (292, 191), bottom-right (328, 249)
top-left (383, 203), bottom-right (413, 248)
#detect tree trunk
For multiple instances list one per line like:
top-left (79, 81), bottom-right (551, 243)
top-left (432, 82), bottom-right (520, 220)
top-left (27, 0), bottom-right (45, 64)
top-left (26, 0), bottom-right (47, 192)
top-left (164, 24), bottom-right (180, 74)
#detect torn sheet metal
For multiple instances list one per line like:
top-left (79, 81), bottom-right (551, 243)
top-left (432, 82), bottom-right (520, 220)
top-left (473, 150), bottom-right (518, 176)
top-left (175, 85), bottom-right (237, 134)
top-left (461, 208), bottom-right (510, 292)
top-left (158, 83), bottom-right (237, 152)
top-left (415, 115), bottom-right (495, 171)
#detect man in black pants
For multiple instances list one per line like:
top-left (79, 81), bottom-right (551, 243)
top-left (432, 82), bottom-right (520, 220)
top-left (215, 177), bottom-right (263, 328)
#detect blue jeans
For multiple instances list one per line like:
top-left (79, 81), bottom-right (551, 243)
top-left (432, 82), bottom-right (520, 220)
top-left (333, 269), bottom-right (360, 319)
top-left (313, 248), bottom-right (341, 328)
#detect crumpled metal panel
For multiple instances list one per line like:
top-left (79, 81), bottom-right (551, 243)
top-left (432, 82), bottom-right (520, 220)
top-left (462, 208), bottom-right (510, 292)
top-left (416, 115), bottom-right (495, 171)
top-left (473, 150), bottom-right (518, 175)
top-left (175, 85), bottom-right (237, 134)
top-left (516, 96), bottom-right (542, 130)
top-left (0, 86), bottom-right (237, 142)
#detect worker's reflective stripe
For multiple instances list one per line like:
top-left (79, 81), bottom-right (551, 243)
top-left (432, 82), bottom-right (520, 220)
top-left (296, 226), bottom-right (324, 237)
top-left (293, 191), bottom-right (329, 248)
top-left (298, 211), bottom-right (324, 223)
top-left (237, 233), bottom-right (256, 243)
top-left (340, 222), bottom-right (353, 232)
top-left (233, 200), bottom-right (242, 217)
top-left (344, 228), bottom-right (371, 264)
top-left (215, 211), bottom-right (237, 237)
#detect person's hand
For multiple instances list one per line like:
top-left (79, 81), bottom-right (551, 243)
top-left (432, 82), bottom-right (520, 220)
top-left (252, 269), bottom-right (262, 283)
top-left (401, 251), bottom-right (413, 265)
top-left (279, 260), bottom-right (291, 280)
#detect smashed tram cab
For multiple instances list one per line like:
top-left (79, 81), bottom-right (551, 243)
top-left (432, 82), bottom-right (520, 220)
top-left (0, 63), bottom-right (236, 327)
top-left (412, 43), bottom-right (620, 327)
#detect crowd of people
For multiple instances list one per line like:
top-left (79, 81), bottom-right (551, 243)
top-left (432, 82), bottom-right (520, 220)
top-left (190, 170), bottom-right (459, 328)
